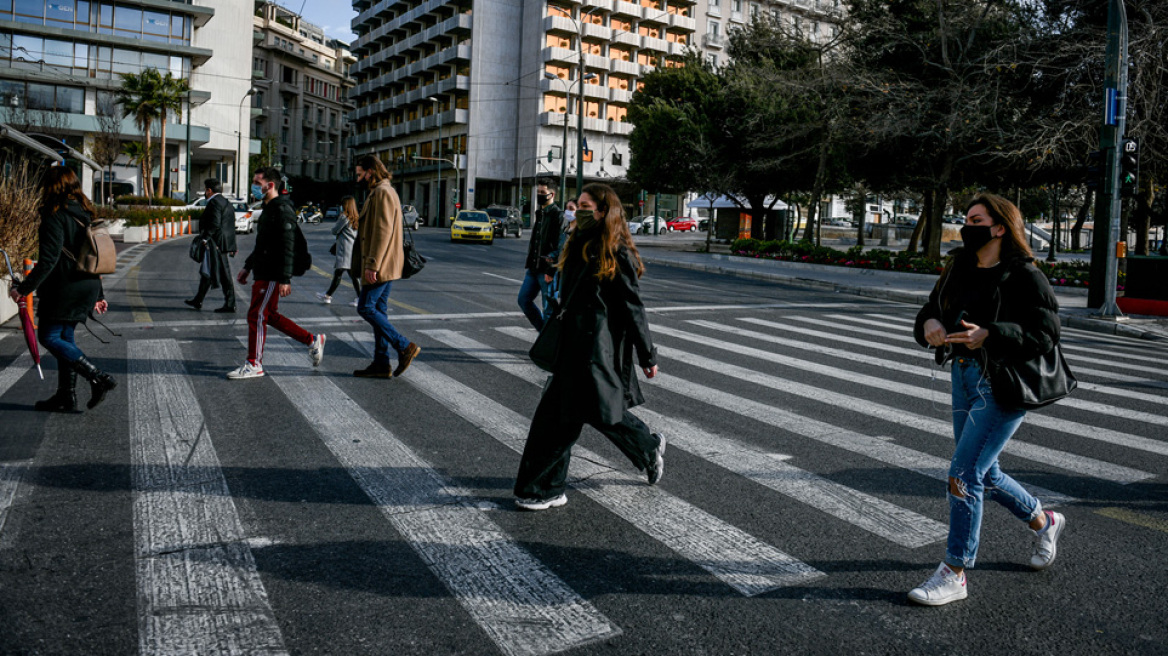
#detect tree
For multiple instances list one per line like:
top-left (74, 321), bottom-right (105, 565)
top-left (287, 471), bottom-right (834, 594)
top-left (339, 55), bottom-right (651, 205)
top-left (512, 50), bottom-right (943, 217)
top-left (90, 91), bottom-right (122, 205)
top-left (154, 73), bottom-right (190, 199)
top-left (117, 69), bottom-right (164, 199)
top-left (121, 141), bottom-right (153, 197)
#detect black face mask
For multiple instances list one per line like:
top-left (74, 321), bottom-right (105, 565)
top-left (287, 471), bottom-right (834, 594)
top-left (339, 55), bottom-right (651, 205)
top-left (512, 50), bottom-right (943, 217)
top-left (537, 194), bottom-right (550, 206)
top-left (574, 209), bottom-right (597, 231)
top-left (960, 225), bottom-right (997, 253)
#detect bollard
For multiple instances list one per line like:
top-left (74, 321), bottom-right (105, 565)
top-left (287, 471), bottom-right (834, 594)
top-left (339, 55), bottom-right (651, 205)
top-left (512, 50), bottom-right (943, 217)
top-left (148, 220), bottom-right (154, 244)
top-left (22, 258), bottom-right (35, 328)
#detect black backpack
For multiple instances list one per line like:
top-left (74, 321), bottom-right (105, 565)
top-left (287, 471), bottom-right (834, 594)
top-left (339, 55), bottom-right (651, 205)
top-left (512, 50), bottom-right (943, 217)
top-left (292, 223), bottom-right (311, 276)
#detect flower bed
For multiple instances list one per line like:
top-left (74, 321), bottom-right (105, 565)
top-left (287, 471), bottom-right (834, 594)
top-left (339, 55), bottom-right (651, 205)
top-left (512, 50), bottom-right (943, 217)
top-left (729, 239), bottom-right (1121, 290)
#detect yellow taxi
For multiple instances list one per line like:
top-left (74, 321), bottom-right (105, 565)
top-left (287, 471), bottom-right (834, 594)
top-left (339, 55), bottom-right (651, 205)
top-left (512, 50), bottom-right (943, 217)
top-left (449, 210), bottom-right (495, 244)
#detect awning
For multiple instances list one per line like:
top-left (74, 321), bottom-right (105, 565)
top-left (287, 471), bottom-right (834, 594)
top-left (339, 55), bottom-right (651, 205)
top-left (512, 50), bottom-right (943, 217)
top-left (26, 132), bottom-right (100, 171)
top-left (0, 123), bottom-right (63, 162)
top-left (687, 194), bottom-right (788, 210)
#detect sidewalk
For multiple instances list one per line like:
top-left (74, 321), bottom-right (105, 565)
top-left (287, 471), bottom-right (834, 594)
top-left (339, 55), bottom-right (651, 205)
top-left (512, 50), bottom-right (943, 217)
top-left (636, 241), bottom-right (1168, 341)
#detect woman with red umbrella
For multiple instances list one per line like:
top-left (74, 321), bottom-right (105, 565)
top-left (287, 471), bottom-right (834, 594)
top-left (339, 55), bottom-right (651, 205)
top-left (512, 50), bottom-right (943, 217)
top-left (7, 167), bottom-right (115, 412)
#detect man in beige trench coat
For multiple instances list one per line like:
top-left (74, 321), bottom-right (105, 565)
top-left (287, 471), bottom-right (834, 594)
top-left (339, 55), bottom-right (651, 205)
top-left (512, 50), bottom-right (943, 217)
top-left (352, 155), bottom-right (420, 378)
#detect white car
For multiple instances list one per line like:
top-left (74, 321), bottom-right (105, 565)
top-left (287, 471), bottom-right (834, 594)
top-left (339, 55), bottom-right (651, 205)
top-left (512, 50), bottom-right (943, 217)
top-left (626, 218), bottom-right (644, 235)
top-left (640, 216), bottom-right (668, 233)
top-left (233, 201), bottom-right (259, 234)
top-left (186, 196), bottom-right (244, 211)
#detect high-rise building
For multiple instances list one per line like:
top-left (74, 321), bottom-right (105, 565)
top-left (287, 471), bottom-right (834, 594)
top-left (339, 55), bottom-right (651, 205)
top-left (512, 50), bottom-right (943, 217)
top-left (251, 1), bottom-right (356, 187)
top-left (350, 0), bottom-right (695, 225)
top-left (696, 0), bottom-right (843, 68)
top-left (0, 0), bottom-right (256, 200)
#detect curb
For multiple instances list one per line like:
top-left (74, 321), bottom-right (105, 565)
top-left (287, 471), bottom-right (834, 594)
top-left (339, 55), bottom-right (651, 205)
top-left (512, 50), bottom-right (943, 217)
top-left (644, 256), bottom-right (1166, 342)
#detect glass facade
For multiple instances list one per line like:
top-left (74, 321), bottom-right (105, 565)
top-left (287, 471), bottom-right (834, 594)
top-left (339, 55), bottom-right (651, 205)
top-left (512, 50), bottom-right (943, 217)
top-left (0, 78), bottom-right (86, 113)
top-left (0, 30), bottom-right (189, 78)
top-left (2, 1), bottom-right (191, 43)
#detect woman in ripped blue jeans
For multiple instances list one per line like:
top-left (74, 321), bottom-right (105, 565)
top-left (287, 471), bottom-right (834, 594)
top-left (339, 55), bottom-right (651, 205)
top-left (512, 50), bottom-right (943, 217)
top-left (909, 193), bottom-right (1067, 606)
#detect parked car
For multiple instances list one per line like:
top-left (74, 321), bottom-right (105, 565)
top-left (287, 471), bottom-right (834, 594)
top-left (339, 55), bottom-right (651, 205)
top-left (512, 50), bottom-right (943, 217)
top-left (943, 214), bottom-right (965, 224)
top-left (232, 201), bottom-right (258, 234)
top-left (322, 205), bottom-right (341, 221)
top-left (450, 210), bottom-right (495, 244)
top-left (827, 218), bottom-right (854, 227)
top-left (892, 215), bottom-right (918, 227)
top-left (626, 218), bottom-right (644, 235)
top-left (696, 217), bottom-right (710, 231)
top-left (185, 196), bottom-right (244, 211)
top-left (485, 205), bottom-right (523, 238)
top-left (402, 204), bottom-right (422, 230)
top-left (638, 216), bottom-right (669, 234)
top-left (667, 216), bottom-right (698, 232)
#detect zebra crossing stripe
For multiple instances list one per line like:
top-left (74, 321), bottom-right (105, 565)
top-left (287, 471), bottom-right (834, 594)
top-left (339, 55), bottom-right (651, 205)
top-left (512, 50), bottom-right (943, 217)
top-left (815, 314), bottom-right (1168, 387)
top-left (129, 339), bottom-right (288, 655)
top-left (494, 325), bottom-right (1074, 508)
top-left (739, 317), bottom-right (1168, 411)
top-left (340, 332), bottom-right (824, 595)
top-left (426, 328), bottom-right (947, 549)
top-left (258, 337), bottom-right (622, 656)
top-left (704, 319), bottom-right (1168, 456)
top-left (653, 325), bottom-right (1153, 485)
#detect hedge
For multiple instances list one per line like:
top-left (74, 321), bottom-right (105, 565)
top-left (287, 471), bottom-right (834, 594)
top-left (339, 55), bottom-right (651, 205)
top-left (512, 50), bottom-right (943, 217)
top-left (96, 206), bottom-right (203, 227)
top-left (730, 239), bottom-right (1122, 290)
top-left (114, 195), bottom-right (187, 207)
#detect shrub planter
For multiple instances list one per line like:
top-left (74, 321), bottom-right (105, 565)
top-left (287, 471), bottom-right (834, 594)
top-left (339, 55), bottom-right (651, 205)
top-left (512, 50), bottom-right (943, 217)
top-left (123, 225), bottom-right (150, 243)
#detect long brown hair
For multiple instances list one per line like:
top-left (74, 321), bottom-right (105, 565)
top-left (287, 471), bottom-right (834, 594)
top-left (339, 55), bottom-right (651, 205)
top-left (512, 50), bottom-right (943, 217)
top-left (558, 183), bottom-right (644, 281)
top-left (965, 193), bottom-right (1033, 259)
top-left (341, 195), bottom-right (359, 230)
top-left (39, 166), bottom-right (94, 218)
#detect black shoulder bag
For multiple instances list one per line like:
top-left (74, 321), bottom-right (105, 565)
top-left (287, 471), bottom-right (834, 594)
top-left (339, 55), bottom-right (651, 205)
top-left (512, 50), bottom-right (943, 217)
top-left (529, 268), bottom-right (588, 372)
top-left (400, 226), bottom-right (426, 279)
top-left (988, 345), bottom-right (1077, 410)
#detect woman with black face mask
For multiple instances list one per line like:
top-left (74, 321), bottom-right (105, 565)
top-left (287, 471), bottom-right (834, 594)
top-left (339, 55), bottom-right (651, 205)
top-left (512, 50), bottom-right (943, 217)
top-left (512, 183), bottom-right (665, 511)
top-left (908, 193), bottom-right (1067, 606)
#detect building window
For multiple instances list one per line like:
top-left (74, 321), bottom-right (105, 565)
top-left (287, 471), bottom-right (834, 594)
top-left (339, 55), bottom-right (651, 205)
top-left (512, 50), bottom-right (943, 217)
top-left (708, 21), bottom-right (720, 36)
top-left (707, 53), bottom-right (718, 68)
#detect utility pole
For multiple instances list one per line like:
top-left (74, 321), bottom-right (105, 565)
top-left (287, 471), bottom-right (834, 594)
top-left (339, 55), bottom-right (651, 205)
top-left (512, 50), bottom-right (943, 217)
top-left (1087, 0), bottom-right (1128, 315)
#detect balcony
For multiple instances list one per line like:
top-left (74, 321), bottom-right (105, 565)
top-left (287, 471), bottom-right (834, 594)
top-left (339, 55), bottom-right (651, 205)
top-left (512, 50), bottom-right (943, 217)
top-left (612, 30), bottom-right (639, 47)
top-left (667, 41), bottom-right (689, 56)
top-left (612, 1), bottom-right (640, 18)
top-left (608, 87), bottom-right (632, 104)
top-left (641, 35), bottom-right (668, 52)
top-left (641, 8), bottom-right (668, 24)
top-left (544, 15), bottom-right (576, 34)
top-left (582, 83), bottom-right (607, 100)
top-left (584, 53), bottom-right (609, 70)
top-left (585, 0), bottom-right (614, 11)
top-left (609, 121), bottom-right (633, 136)
top-left (702, 33), bottom-right (724, 49)
top-left (581, 23), bottom-right (611, 40)
top-left (669, 14), bottom-right (697, 31)
top-left (610, 58), bottom-right (638, 75)
top-left (542, 46), bottom-right (578, 65)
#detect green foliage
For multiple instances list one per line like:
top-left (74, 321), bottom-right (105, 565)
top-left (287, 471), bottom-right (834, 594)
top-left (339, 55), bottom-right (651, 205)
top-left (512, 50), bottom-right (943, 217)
top-left (96, 206), bottom-right (201, 227)
top-left (115, 195), bottom-right (185, 207)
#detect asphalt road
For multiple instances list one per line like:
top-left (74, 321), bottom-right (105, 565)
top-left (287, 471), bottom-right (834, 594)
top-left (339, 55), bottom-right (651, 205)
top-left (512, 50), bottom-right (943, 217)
top-left (1, 222), bottom-right (1166, 655)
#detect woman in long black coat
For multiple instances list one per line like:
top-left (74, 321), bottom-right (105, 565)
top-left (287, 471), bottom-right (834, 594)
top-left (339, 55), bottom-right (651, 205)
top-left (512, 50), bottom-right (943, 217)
top-left (513, 182), bottom-right (665, 511)
top-left (8, 167), bottom-right (115, 412)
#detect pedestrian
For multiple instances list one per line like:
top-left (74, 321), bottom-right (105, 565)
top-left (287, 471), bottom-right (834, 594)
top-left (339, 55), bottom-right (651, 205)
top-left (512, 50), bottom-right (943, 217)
top-left (316, 195), bottom-right (361, 308)
top-left (228, 167), bottom-right (325, 380)
top-left (517, 178), bottom-right (563, 330)
top-left (549, 198), bottom-right (577, 301)
top-left (513, 183), bottom-right (666, 511)
top-left (185, 178), bottom-right (237, 313)
top-left (908, 193), bottom-right (1067, 606)
top-left (8, 166), bottom-right (116, 412)
top-left (351, 155), bottom-right (420, 379)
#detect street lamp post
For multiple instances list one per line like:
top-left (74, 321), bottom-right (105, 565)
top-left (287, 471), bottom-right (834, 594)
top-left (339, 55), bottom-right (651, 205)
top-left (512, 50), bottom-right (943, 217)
top-left (428, 96), bottom-right (443, 225)
top-left (237, 87), bottom-right (256, 198)
top-left (414, 155), bottom-right (459, 219)
top-left (544, 71), bottom-right (596, 204)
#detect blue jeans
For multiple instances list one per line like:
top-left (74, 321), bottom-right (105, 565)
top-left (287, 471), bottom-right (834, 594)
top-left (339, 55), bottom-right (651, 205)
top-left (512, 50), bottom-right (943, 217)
top-left (357, 281), bottom-right (411, 364)
top-left (38, 321), bottom-right (84, 364)
top-left (517, 269), bottom-right (554, 330)
top-left (946, 357), bottom-right (1042, 569)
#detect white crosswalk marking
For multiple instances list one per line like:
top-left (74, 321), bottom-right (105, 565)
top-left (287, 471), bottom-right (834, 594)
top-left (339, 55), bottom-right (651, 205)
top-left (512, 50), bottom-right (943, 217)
top-left (258, 337), bottom-right (622, 656)
top-left (424, 328), bottom-right (947, 548)
top-left (493, 326), bottom-right (1076, 507)
top-left (813, 314), bottom-right (1168, 389)
top-left (0, 352), bottom-right (33, 539)
top-left (339, 332), bottom-right (824, 595)
top-left (128, 339), bottom-right (288, 656)
top-left (652, 324), bottom-right (1152, 485)
top-left (698, 319), bottom-right (1168, 457)
top-left (741, 316), bottom-right (1168, 411)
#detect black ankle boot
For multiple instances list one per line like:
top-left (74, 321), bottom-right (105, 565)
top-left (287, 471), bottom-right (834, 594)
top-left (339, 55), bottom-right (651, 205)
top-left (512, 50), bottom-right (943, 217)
top-left (72, 356), bottom-right (117, 409)
top-left (34, 367), bottom-right (78, 413)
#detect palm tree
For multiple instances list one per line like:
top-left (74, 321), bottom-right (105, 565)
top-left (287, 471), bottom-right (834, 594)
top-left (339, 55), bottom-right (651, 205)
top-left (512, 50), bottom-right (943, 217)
top-left (117, 69), bottom-right (163, 199)
top-left (121, 141), bottom-right (153, 197)
top-left (154, 73), bottom-right (190, 199)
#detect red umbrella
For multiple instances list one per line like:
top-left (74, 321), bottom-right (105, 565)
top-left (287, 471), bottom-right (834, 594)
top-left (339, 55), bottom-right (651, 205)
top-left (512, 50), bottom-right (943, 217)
top-left (2, 249), bottom-right (42, 379)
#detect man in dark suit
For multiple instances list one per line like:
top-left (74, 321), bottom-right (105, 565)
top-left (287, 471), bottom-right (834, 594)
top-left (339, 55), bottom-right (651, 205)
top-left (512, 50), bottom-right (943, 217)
top-left (185, 178), bottom-right (238, 312)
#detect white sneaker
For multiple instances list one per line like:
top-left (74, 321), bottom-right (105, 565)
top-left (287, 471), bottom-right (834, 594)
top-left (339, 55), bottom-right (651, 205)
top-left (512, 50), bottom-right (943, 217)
top-left (349, 298), bottom-right (359, 307)
top-left (908, 562), bottom-right (968, 606)
top-left (226, 361), bottom-right (264, 380)
top-left (309, 334), bottom-right (326, 366)
top-left (315, 292), bottom-right (332, 304)
top-left (515, 494), bottom-right (567, 511)
top-left (1029, 511), bottom-right (1066, 570)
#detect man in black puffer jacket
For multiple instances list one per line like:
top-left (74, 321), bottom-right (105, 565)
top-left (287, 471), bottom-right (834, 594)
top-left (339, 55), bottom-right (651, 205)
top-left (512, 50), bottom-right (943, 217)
top-left (227, 167), bottom-right (324, 380)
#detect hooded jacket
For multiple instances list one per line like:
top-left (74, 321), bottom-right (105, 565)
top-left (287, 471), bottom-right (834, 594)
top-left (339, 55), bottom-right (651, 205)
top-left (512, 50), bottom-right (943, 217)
top-left (914, 248), bottom-right (1060, 367)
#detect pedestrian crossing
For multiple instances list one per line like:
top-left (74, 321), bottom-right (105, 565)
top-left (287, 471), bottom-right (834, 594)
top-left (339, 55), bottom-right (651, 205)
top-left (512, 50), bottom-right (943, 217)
top-left (1, 306), bottom-right (1166, 654)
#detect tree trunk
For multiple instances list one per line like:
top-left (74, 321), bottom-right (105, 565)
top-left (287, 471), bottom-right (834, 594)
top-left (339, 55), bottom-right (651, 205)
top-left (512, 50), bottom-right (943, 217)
top-left (804, 138), bottom-right (830, 246)
top-left (142, 119), bottom-right (154, 199)
top-left (156, 111), bottom-right (168, 199)
top-left (747, 194), bottom-right (766, 240)
top-left (926, 158), bottom-right (954, 260)
top-left (908, 189), bottom-right (931, 253)
top-left (1071, 187), bottom-right (1092, 250)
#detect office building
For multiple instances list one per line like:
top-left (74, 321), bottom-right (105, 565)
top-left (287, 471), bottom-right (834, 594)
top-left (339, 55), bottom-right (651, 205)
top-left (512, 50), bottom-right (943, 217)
top-left (251, 0), bottom-right (356, 187)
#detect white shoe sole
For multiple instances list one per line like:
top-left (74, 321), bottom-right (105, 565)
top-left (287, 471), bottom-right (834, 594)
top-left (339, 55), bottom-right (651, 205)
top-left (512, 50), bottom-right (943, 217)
top-left (908, 588), bottom-right (968, 606)
top-left (226, 370), bottom-right (264, 380)
top-left (515, 494), bottom-right (568, 511)
top-left (310, 335), bottom-right (326, 366)
top-left (1029, 512), bottom-right (1066, 570)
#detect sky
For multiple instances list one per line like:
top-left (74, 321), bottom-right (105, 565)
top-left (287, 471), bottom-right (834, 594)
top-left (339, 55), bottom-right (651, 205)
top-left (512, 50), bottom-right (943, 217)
top-left (274, 0), bottom-right (359, 44)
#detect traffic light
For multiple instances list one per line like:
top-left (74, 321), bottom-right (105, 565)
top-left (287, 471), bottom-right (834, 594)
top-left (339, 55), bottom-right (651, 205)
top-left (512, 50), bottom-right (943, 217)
top-left (1120, 137), bottom-right (1139, 198)
top-left (1084, 150), bottom-right (1104, 191)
